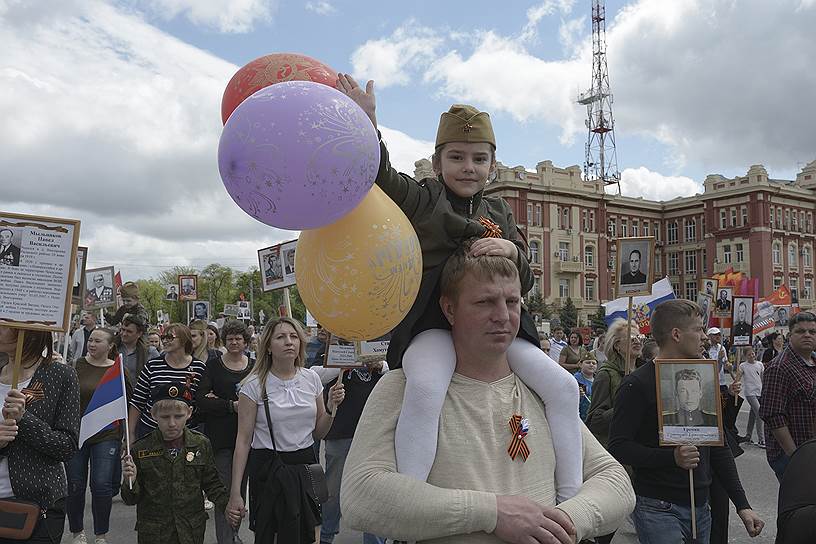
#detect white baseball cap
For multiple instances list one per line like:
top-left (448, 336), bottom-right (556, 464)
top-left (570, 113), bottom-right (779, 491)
top-left (707, 327), bottom-right (721, 335)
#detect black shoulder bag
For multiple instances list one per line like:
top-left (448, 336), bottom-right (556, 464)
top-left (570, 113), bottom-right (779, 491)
top-left (262, 395), bottom-right (329, 504)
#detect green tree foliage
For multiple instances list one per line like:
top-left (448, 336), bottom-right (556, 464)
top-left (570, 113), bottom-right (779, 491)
top-left (559, 297), bottom-right (578, 331)
top-left (591, 305), bottom-right (608, 332)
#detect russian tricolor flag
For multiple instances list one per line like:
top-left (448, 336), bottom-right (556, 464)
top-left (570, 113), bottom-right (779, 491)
top-left (603, 277), bottom-right (676, 334)
top-left (78, 355), bottom-right (129, 448)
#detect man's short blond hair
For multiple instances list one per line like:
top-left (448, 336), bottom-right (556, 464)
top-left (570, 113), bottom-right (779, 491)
top-left (440, 238), bottom-right (520, 302)
top-left (651, 299), bottom-right (701, 347)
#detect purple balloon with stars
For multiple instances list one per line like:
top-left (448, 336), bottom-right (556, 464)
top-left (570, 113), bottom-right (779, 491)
top-left (218, 80), bottom-right (380, 230)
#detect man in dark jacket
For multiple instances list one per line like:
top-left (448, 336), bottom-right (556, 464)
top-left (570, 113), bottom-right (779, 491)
top-left (608, 299), bottom-right (764, 542)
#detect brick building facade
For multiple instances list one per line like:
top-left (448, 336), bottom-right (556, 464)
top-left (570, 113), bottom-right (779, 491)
top-left (414, 158), bottom-right (816, 325)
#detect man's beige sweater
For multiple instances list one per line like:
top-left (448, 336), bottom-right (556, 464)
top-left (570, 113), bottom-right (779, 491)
top-left (341, 370), bottom-right (635, 543)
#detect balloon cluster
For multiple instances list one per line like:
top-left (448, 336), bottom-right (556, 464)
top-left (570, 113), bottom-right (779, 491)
top-left (218, 54), bottom-right (421, 340)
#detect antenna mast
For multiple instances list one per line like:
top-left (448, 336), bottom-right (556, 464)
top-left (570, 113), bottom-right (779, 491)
top-left (577, 0), bottom-right (620, 193)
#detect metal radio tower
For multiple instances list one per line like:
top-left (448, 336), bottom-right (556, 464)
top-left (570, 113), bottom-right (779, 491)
top-left (577, 0), bottom-right (620, 193)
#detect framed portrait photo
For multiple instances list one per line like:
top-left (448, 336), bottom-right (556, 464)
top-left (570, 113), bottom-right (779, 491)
top-left (178, 274), bottom-right (198, 302)
top-left (0, 212), bottom-right (81, 332)
top-left (616, 237), bottom-right (655, 296)
top-left (655, 359), bottom-right (724, 446)
top-left (696, 293), bottom-right (713, 328)
top-left (700, 278), bottom-right (717, 300)
top-left (731, 296), bottom-right (755, 347)
top-left (72, 246), bottom-right (88, 306)
top-left (83, 266), bottom-right (116, 310)
top-left (713, 286), bottom-right (733, 317)
top-left (775, 305), bottom-right (790, 327)
top-left (192, 300), bottom-right (210, 322)
top-left (258, 239), bottom-right (297, 292)
top-left (165, 283), bottom-right (180, 301)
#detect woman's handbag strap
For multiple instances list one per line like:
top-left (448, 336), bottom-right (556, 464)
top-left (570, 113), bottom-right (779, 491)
top-left (262, 394), bottom-right (278, 453)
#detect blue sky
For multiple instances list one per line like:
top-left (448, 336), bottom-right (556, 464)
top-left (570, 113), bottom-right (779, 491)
top-left (1, 0), bottom-right (814, 279)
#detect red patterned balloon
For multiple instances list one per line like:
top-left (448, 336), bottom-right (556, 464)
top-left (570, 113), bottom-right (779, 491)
top-left (221, 53), bottom-right (337, 124)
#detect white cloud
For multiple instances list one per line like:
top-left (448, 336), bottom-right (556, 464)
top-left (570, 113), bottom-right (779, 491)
top-left (378, 126), bottom-right (435, 174)
top-left (0, 0), bottom-right (293, 279)
top-left (305, 1), bottom-right (336, 16)
top-left (139, 0), bottom-right (274, 33)
top-left (350, 22), bottom-right (444, 88)
top-left (615, 167), bottom-right (703, 202)
top-left (558, 16), bottom-right (586, 56)
top-left (520, 0), bottom-right (576, 42)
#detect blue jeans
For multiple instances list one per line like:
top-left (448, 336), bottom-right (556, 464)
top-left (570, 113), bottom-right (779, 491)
top-left (632, 494), bottom-right (712, 544)
top-left (66, 439), bottom-right (120, 536)
top-left (320, 438), bottom-right (385, 544)
top-left (769, 453), bottom-right (790, 482)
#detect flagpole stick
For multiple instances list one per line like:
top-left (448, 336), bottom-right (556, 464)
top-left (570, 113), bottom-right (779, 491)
top-left (12, 330), bottom-right (25, 390)
top-left (689, 468), bottom-right (697, 540)
top-left (625, 296), bottom-right (634, 375)
top-left (99, 308), bottom-right (105, 327)
top-left (283, 287), bottom-right (292, 318)
top-left (118, 355), bottom-right (133, 490)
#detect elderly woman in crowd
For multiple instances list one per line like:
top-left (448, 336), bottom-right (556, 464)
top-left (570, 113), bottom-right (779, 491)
top-left (0, 326), bottom-right (80, 543)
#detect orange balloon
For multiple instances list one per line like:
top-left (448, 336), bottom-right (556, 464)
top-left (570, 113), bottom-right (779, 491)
top-left (295, 186), bottom-right (422, 340)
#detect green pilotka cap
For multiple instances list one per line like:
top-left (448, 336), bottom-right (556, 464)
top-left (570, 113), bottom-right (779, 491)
top-left (435, 104), bottom-right (496, 149)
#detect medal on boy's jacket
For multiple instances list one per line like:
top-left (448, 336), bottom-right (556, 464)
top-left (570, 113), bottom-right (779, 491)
top-left (507, 414), bottom-right (530, 461)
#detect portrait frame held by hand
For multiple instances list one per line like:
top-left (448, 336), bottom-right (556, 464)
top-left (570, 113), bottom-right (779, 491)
top-left (615, 236), bottom-right (655, 297)
top-left (655, 359), bottom-right (724, 447)
top-left (730, 296), bottom-right (755, 347)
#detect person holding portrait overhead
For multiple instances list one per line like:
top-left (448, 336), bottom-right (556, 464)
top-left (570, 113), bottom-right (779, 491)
top-left (715, 290), bottom-right (731, 312)
top-left (732, 301), bottom-right (752, 339)
top-left (0, 229), bottom-right (21, 267)
top-left (662, 368), bottom-right (718, 427)
top-left (620, 249), bottom-right (646, 285)
top-left (85, 273), bottom-right (113, 307)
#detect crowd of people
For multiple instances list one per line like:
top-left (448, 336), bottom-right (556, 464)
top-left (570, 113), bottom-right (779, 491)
top-left (1, 81), bottom-right (814, 544)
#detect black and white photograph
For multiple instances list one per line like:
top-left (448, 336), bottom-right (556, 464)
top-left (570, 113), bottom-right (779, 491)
top-left (656, 359), bottom-right (723, 446)
top-left (0, 226), bottom-right (22, 267)
top-left (84, 266), bottom-right (116, 310)
top-left (697, 293), bottom-right (713, 327)
top-left (258, 239), bottom-right (297, 292)
top-left (192, 300), bottom-right (210, 321)
top-left (714, 286), bottom-right (733, 317)
top-left (616, 237), bottom-right (655, 296)
top-left (178, 274), bottom-right (197, 302)
top-left (731, 296), bottom-right (755, 347)
top-left (775, 305), bottom-right (790, 327)
top-left (237, 300), bottom-right (251, 320)
top-left (165, 284), bottom-right (179, 301)
top-left (701, 278), bottom-right (717, 300)
top-left (72, 246), bottom-right (88, 305)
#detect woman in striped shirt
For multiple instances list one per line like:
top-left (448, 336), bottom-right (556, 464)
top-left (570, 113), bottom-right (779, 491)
top-left (127, 323), bottom-right (207, 440)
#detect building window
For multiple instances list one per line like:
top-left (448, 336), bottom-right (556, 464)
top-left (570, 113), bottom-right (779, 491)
top-left (530, 240), bottom-right (540, 265)
top-left (809, 212), bottom-right (813, 233)
top-left (773, 243), bottom-right (781, 265)
top-left (730, 208), bottom-right (737, 227)
top-left (669, 252), bottom-right (679, 275)
top-left (535, 204), bottom-right (542, 227)
top-left (800, 211), bottom-right (806, 232)
top-left (701, 215), bottom-right (706, 236)
top-left (563, 208), bottom-right (570, 229)
top-left (685, 281), bottom-right (697, 301)
top-left (723, 244), bottom-right (732, 264)
top-left (559, 242), bottom-right (569, 262)
top-left (777, 207), bottom-right (783, 229)
top-left (585, 278), bottom-right (595, 301)
top-left (559, 279), bottom-right (570, 298)
top-left (805, 279), bottom-right (813, 300)
top-left (769, 207), bottom-right (774, 226)
top-left (584, 245), bottom-right (595, 268)
top-left (789, 244), bottom-right (798, 267)
top-left (643, 221), bottom-right (650, 236)
top-left (735, 243), bottom-right (744, 263)
top-left (791, 285), bottom-right (799, 303)
top-left (671, 282), bottom-right (681, 297)
top-left (589, 211), bottom-right (595, 232)
top-left (720, 210), bottom-right (727, 229)
top-left (685, 219), bottom-right (696, 242)
top-left (608, 218), bottom-right (616, 237)
top-left (785, 209), bottom-right (791, 230)
top-left (527, 203), bottom-right (533, 226)
top-left (792, 211), bottom-right (798, 231)
top-left (632, 221), bottom-right (639, 237)
top-left (582, 210), bottom-right (588, 231)
top-left (773, 277), bottom-right (782, 290)
top-left (741, 206), bottom-right (748, 226)
top-left (702, 248), bottom-right (707, 273)
top-left (655, 221), bottom-right (661, 241)
top-left (684, 250), bottom-right (696, 273)
top-left (667, 222), bottom-right (678, 244)
top-left (621, 218), bottom-right (628, 237)
top-left (804, 246), bottom-right (812, 268)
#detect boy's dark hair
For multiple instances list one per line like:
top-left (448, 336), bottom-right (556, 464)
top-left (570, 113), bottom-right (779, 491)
top-left (651, 300), bottom-right (701, 348)
top-left (222, 320), bottom-right (251, 344)
top-left (439, 238), bottom-right (519, 302)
